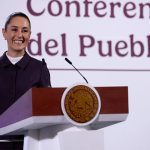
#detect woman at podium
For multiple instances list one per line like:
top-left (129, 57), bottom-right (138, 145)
top-left (0, 12), bottom-right (51, 150)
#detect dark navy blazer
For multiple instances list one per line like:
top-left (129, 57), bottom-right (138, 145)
top-left (0, 51), bottom-right (51, 114)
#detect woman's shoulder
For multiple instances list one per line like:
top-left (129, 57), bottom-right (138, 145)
top-left (25, 52), bottom-right (43, 65)
top-left (28, 55), bottom-right (47, 68)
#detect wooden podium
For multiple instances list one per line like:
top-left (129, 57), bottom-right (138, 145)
top-left (0, 86), bottom-right (128, 135)
top-left (0, 86), bottom-right (128, 150)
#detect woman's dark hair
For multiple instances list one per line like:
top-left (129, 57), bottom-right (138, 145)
top-left (4, 12), bottom-right (31, 30)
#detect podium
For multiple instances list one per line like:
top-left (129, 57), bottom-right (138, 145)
top-left (0, 86), bottom-right (128, 150)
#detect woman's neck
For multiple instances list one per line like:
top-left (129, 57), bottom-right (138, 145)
top-left (7, 50), bottom-right (25, 57)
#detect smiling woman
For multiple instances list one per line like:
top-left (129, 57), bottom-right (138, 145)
top-left (2, 13), bottom-right (31, 57)
top-left (0, 11), bottom-right (51, 113)
top-left (0, 12), bottom-right (51, 150)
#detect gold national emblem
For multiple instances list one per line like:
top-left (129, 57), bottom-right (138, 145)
top-left (64, 85), bottom-right (99, 124)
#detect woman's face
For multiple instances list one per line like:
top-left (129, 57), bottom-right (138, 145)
top-left (2, 16), bottom-right (31, 54)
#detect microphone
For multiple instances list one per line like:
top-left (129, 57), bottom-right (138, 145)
top-left (65, 58), bottom-right (88, 84)
top-left (42, 58), bottom-right (46, 65)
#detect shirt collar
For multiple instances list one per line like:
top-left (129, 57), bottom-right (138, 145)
top-left (0, 51), bottom-right (31, 69)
